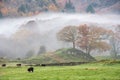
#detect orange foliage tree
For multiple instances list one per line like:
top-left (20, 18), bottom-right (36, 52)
top-left (48, 3), bottom-right (58, 11)
top-left (77, 24), bottom-right (111, 55)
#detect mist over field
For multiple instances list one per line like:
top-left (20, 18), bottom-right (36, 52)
top-left (0, 13), bottom-right (120, 58)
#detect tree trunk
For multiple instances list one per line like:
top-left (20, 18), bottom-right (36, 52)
top-left (87, 51), bottom-right (90, 55)
top-left (86, 47), bottom-right (91, 55)
top-left (73, 41), bottom-right (75, 49)
top-left (114, 52), bottom-right (117, 60)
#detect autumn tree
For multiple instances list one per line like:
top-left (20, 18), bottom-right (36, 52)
top-left (110, 25), bottom-right (120, 59)
top-left (77, 24), bottom-right (111, 55)
top-left (48, 3), bottom-right (58, 11)
top-left (57, 26), bottom-right (77, 49)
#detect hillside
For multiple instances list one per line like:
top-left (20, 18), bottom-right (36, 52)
top-left (0, 0), bottom-right (120, 17)
top-left (22, 48), bottom-right (96, 64)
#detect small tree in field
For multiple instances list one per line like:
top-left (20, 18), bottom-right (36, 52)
top-left (25, 50), bottom-right (34, 59)
top-left (77, 24), bottom-right (111, 55)
top-left (37, 46), bottom-right (46, 55)
top-left (57, 26), bottom-right (77, 49)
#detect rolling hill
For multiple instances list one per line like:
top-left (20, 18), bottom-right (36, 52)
top-left (22, 48), bottom-right (96, 64)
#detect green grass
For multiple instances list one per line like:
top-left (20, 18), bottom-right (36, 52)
top-left (0, 63), bottom-right (120, 80)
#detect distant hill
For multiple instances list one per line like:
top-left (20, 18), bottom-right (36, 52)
top-left (22, 48), bottom-right (96, 64)
top-left (0, 0), bottom-right (119, 17)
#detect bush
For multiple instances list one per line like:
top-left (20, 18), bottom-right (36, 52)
top-left (98, 59), bottom-right (120, 65)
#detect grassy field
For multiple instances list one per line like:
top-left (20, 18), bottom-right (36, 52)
top-left (0, 62), bottom-right (120, 80)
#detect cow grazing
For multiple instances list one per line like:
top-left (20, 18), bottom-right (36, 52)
top-left (85, 68), bottom-right (98, 70)
top-left (16, 64), bottom-right (21, 67)
top-left (1, 64), bottom-right (6, 67)
top-left (27, 67), bottom-right (34, 72)
top-left (41, 64), bottom-right (46, 67)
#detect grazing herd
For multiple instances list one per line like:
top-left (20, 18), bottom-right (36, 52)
top-left (1, 62), bottom-right (88, 73)
top-left (1, 63), bottom-right (34, 72)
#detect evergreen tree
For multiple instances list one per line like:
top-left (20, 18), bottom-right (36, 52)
top-left (0, 11), bottom-right (3, 18)
top-left (86, 4), bottom-right (95, 13)
top-left (38, 0), bottom-right (44, 7)
top-left (64, 0), bottom-right (75, 12)
top-left (18, 4), bottom-right (30, 13)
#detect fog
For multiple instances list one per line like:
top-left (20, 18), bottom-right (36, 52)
top-left (0, 13), bottom-right (120, 58)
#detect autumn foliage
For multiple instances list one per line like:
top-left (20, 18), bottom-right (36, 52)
top-left (77, 24), bottom-right (111, 55)
top-left (57, 24), bottom-right (112, 55)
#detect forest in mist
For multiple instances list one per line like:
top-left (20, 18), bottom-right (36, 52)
top-left (0, 13), bottom-right (120, 59)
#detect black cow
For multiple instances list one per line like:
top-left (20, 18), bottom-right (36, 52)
top-left (41, 64), bottom-right (46, 67)
top-left (1, 64), bottom-right (6, 67)
top-left (16, 64), bottom-right (21, 67)
top-left (27, 67), bottom-right (34, 72)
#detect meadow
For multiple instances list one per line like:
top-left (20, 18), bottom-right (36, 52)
top-left (0, 62), bottom-right (120, 80)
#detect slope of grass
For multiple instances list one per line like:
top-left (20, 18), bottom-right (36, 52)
top-left (55, 48), bottom-right (95, 62)
top-left (0, 62), bottom-right (120, 80)
top-left (23, 48), bottom-right (95, 64)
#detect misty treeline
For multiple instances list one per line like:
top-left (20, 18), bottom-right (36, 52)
top-left (25, 45), bottom-right (46, 58)
top-left (57, 24), bottom-right (120, 59)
